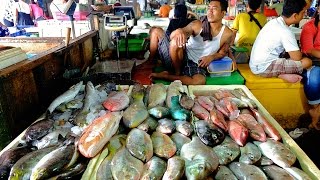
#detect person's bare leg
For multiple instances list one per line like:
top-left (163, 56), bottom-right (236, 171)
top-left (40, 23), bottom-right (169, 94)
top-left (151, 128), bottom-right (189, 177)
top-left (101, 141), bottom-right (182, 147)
top-left (309, 104), bottom-right (320, 130)
top-left (148, 27), bottom-right (164, 61)
top-left (278, 74), bottom-right (303, 83)
top-left (170, 40), bottom-right (184, 75)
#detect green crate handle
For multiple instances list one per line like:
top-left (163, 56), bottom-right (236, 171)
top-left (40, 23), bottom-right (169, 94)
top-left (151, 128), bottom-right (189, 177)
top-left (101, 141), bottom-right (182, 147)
top-left (207, 60), bottom-right (235, 74)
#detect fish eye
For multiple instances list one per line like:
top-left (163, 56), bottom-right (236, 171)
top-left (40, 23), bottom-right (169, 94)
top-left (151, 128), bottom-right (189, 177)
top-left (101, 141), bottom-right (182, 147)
top-left (249, 154), bottom-right (254, 159)
top-left (212, 134), bottom-right (217, 140)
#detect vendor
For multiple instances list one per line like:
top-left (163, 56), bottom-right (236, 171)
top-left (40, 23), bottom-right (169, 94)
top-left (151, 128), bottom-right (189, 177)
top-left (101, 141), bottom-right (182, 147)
top-left (15, 0), bottom-right (34, 27)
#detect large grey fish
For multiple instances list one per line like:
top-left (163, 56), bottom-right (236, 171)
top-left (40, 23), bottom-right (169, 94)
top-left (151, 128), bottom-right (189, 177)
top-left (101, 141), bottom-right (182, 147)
top-left (180, 136), bottom-right (219, 179)
top-left (239, 142), bottom-right (261, 165)
top-left (126, 128), bottom-right (153, 162)
top-left (254, 139), bottom-right (296, 168)
top-left (229, 162), bottom-right (267, 180)
top-left (179, 92), bottom-right (194, 110)
top-left (162, 156), bottom-right (185, 180)
top-left (30, 143), bottom-right (75, 180)
top-left (148, 106), bottom-right (170, 119)
top-left (215, 165), bottom-right (237, 180)
top-left (170, 132), bottom-right (191, 155)
top-left (0, 146), bottom-right (32, 180)
top-left (111, 147), bottom-right (144, 180)
top-left (140, 156), bottom-right (167, 180)
top-left (262, 165), bottom-right (294, 180)
top-left (148, 84), bottom-right (167, 109)
top-left (103, 91), bottom-right (130, 111)
top-left (195, 120), bottom-right (225, 147)
top-left (137, 116), bottom-right (158, 132)
top-left (213, 136), bottom-right (240, 165)
top-left (166, 80), bottom-right (185, 108)
top-left (156, 118), bottom-right (175, 134)
top-left (283, 167), bottom-right (312, 180)
top-left (9, 146), bottom-right (58, 180)
top-left (48, 81), bottom-right (83, 113)
top-left (151, 132), bottom-right (177, 159)
top-left (24, 118), bottom-right (54, 143)
top-left (175, 120), bottom-right (193, 137)
top-left (123, 100), bottom-right (149, 128)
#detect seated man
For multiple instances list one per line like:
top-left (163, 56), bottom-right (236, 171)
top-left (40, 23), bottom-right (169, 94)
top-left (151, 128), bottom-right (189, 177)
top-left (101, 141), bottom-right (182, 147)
top-left (249, 0), bottom-right (312, 83)
top-left (150, 0), bottom-right (234, 85)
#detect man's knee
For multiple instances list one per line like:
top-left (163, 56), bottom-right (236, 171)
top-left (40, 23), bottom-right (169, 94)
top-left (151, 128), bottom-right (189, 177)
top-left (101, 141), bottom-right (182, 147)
top-left (192, 75), bottom-right (206, 85)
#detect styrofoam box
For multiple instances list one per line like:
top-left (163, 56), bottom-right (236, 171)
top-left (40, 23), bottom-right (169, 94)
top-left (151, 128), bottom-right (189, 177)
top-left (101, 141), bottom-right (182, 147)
top-left (37, 20), bottom-right (91, 37)
top-left (188, 85), bottom-right (320, 179)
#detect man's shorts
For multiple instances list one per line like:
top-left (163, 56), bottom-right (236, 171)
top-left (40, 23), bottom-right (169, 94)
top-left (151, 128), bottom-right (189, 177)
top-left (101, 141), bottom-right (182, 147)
top-left (158, 34), bottom-right (206, 77)
top-left (259, 58), bottom-right (303, 77)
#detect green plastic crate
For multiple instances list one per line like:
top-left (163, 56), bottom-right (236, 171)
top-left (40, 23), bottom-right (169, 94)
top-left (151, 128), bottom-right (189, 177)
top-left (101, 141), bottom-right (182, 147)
top-left (119, 39), bottom-right (145, 52)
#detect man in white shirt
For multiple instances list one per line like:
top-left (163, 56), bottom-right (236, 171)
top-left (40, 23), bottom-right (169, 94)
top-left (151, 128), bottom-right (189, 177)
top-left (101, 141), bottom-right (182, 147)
top-left (249, 0), bottom-right (312, 83)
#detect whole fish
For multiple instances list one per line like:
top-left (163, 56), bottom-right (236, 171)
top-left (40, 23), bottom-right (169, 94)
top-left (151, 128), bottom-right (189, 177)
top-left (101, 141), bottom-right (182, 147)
top-left (179, 93), bottom-right (194, 110)
top-left (215, 165), bottom-right (237, 180)
top-left (151, 132), bottom-right (177, 159)
top-left (170, 132), bottom-right (191, 155)
top-left (229, 162), bottom-right (267, 180)
top-left (237, 114), bottom-right (266, 142)
top-left (213, 89), bottom-right (235, 100)
top-left (48, 81), bottom-right (83, 113)
top-left (220, 98), bottom-right (240, 120)
top-left (103, 91), bottom-right (130, 111)
top-left (111, 148), bottom-right (144, 180)
top-left (32, 129), bottom-right (67, 149)
top-left (228, 120), bottom-right (249, 146)
top-left (123, 100), bottom-right (149, 128)
top-left (0, 146), bottom-right (32, 180)
top-left (24, 118), bottom-right (54, 143)
top-left (78, 111), bottom-right (122, 158)
top-left (166, 80), bottom-right (185, 108)
top-left (156, 118), bottom-right (176, 134)
top-left (192, 102), bottom-right (210, 121)
top-left (47, 163), bottom-right (86, 180)
top-left (239, 142), bottom-right (261, 165)
top-left (137, 116), bottom-right (158, 132)
top-left (180, 136), bottom-right (219, 179)
top-left (126, 128), bottom-right (153, 162)
top-left (196, 96), bottom-right (214, 111)
top-left (147, 84), bottom-right (167, 109)
top-left (175, 121), bottom-right (193, 137)
top-left (231, 88), bottom-right (257, 109)
top-left (140, 156), bottom-right (167, 180)
top-left (213, 136), bottom-right (240, 165)
top-left (251, 108), bottom-right (281, 141)
top-left (170, 95), bottom-right (190, 121)
top-left (148, 106), bottom-right (170, 119)
top-left (30, 143), bottom-right (75, 180)
top-left (262, 165), bottom-right (294, 180)
top-left (283, 167), bottom-right (312, 180)
top-left (254, 139), bottom-right (296, 168)
top-left (195, 120), bottom-right (225, 147)
top-left (210, 108), bottom-right (228, 131)
top-left (162, 156), bottom-right (185, 180)
top-left (9, 146), bottom-right (58, 180)
top-left (131, 83), bottom-right (146, 102)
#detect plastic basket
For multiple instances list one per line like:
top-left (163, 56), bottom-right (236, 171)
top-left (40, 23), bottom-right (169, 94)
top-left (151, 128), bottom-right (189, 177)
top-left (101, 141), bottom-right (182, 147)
top-left (207, 57), bottom-right (235, 77)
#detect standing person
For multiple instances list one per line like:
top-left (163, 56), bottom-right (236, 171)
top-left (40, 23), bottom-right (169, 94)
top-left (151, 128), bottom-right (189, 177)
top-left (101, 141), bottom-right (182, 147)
top-left (3, 0), bottom-right (15, 27)
top-left (249, 0), bottom-right (312, 83)
top-left (231, 0), bottom-right (267, 53)
top-left (15, 0), bottom-right (34, 27)
top-left (29, 0), bottom-right (47, 22)
top-left (150, 0), bottom-right (234, 85)
top-left (159, 2), bottom-right (172, 17)
top-left (148, 4), bottom-right (194, 64)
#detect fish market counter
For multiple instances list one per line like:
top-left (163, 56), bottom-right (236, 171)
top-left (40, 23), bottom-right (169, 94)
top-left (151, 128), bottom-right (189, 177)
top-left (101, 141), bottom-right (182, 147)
top-left (0, 30), bottom-right (99, 148)
top-left (0, 84), bottom-right (319, 179)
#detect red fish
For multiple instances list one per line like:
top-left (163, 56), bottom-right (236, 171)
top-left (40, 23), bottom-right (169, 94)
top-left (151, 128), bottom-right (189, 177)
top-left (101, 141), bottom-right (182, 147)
top-left (210, 109), bottom-right (228, 131)
top-left (102, 91), bottom-right (129, 111)
top-left (228, 120), bottom-right (248, 146)
top-left (237, 114), bottom-right (267, 142)
top-left (196, 96), bottom-right (214, 111)
top-left (192, 102), bottom-right (210, 121)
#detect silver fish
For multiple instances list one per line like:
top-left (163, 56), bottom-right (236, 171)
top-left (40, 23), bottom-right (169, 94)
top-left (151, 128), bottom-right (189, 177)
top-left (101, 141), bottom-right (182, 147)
top-left (156, 118), bottom-right (175, 134)
top-left (140, 156), bottom-right (167, 180)
top-left (148, 106), bottom-right (170, 119)
top-left (24, 119), bottom-right (54, 143)
top-left (126, 128), bottom-right (153, 162)
top-left (255, 155), bottom-right (274, 166)
top-left (48, 81), bottom-right (83, 113)
top-left (162, 156), bottom-right (185, 180)
top-left (239, 142), bottom-right (261, 165)
top-left (262, 165), bottom-right (294, 180)
top-left (215, 165), bottom-right (237, 180)
top-left (229, 162), bottom-right (267, 180)
top-left (137, 116), bottom-right (158, 132)
top-left (213, 136), bottom-right (240, 165)
top-left (151, 132), bottom-right (177, 159)
top-left (170, 132), bottom-right (191, 155)
top-left (175, 121), bottom-right (193, 137)
top-left (283, 167), bottom-right (312, 180)
top-left (32, 129), bottom-right (68, 149)
top-left (148, 84), bottom-right (167, 109)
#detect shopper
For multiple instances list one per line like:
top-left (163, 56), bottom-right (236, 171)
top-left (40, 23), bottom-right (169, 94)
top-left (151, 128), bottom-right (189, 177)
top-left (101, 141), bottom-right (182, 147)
top-left (30, 0), bottom-right (47, 22)
top-left (232, 0), bottom-right (267, 53)
top-left (249, 0), bottom-right (312, 83)
top-left (15, 0), bottom-right (34, 27)
top-left (150, 0), bottom-right (234, 85)
top-left (3, 0), bottom-right (16, 27)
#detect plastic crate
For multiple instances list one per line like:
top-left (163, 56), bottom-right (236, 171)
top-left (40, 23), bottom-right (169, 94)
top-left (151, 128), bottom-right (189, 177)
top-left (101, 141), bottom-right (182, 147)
top-left (119, 39), bottom-right (145, 52)
top-left (207, 57), bottom-right (234, 77)
top-left (231, 46), bottom-right (249, 64)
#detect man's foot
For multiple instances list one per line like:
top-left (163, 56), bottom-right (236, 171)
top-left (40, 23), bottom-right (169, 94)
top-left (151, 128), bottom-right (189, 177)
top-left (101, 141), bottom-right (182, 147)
top-left (149, 71), bottom-right (170, 79)
top-left (309, 105), bottom-right (320, 130)
top-left (278, 74), bottom-right (303, 83)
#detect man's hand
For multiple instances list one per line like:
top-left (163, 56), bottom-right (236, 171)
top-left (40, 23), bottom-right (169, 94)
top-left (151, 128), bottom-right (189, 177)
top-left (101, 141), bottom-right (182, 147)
top-left (171, 28), bottom-right (187, 48)
top-left (198, 55), bottom-right (213, 68)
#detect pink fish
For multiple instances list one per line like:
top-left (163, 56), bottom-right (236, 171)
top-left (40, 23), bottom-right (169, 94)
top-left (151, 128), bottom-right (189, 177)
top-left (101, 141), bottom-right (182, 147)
top-left (210, 109), bottom-right (228, 131)
top-left (196, 96), bottom-right (214, 111)
top-left (228, 120), bottom-right (248, 146)
top-left (103, 91), bottom-right (130, 111)
top-left (237, 114), bottom-right (267, 142)
top-left (192, 102), bottom-right (210, 121)
top-left (251, 109), bottom-right (281, 141)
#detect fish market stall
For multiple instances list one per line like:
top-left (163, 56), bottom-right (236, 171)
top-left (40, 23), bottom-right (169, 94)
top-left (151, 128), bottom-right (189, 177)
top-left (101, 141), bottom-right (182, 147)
top-left (0, 31), bottom-right (99, 149)
top-left (0, 82), bottom-right (319, 179)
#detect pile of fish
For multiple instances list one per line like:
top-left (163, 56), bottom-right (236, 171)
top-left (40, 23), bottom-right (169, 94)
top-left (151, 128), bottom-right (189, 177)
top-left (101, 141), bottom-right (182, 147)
top-left (0, 80), bottom-right (313, 179)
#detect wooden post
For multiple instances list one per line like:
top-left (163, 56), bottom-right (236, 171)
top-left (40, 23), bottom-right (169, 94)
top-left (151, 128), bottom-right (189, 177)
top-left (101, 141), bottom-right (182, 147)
top-left (65, 27), bottom-right (71, 46)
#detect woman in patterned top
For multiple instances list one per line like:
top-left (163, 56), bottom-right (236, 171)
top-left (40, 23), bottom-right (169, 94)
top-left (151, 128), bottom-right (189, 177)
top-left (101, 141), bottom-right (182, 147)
top-left (3, 0), bottom-right (16, 27)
